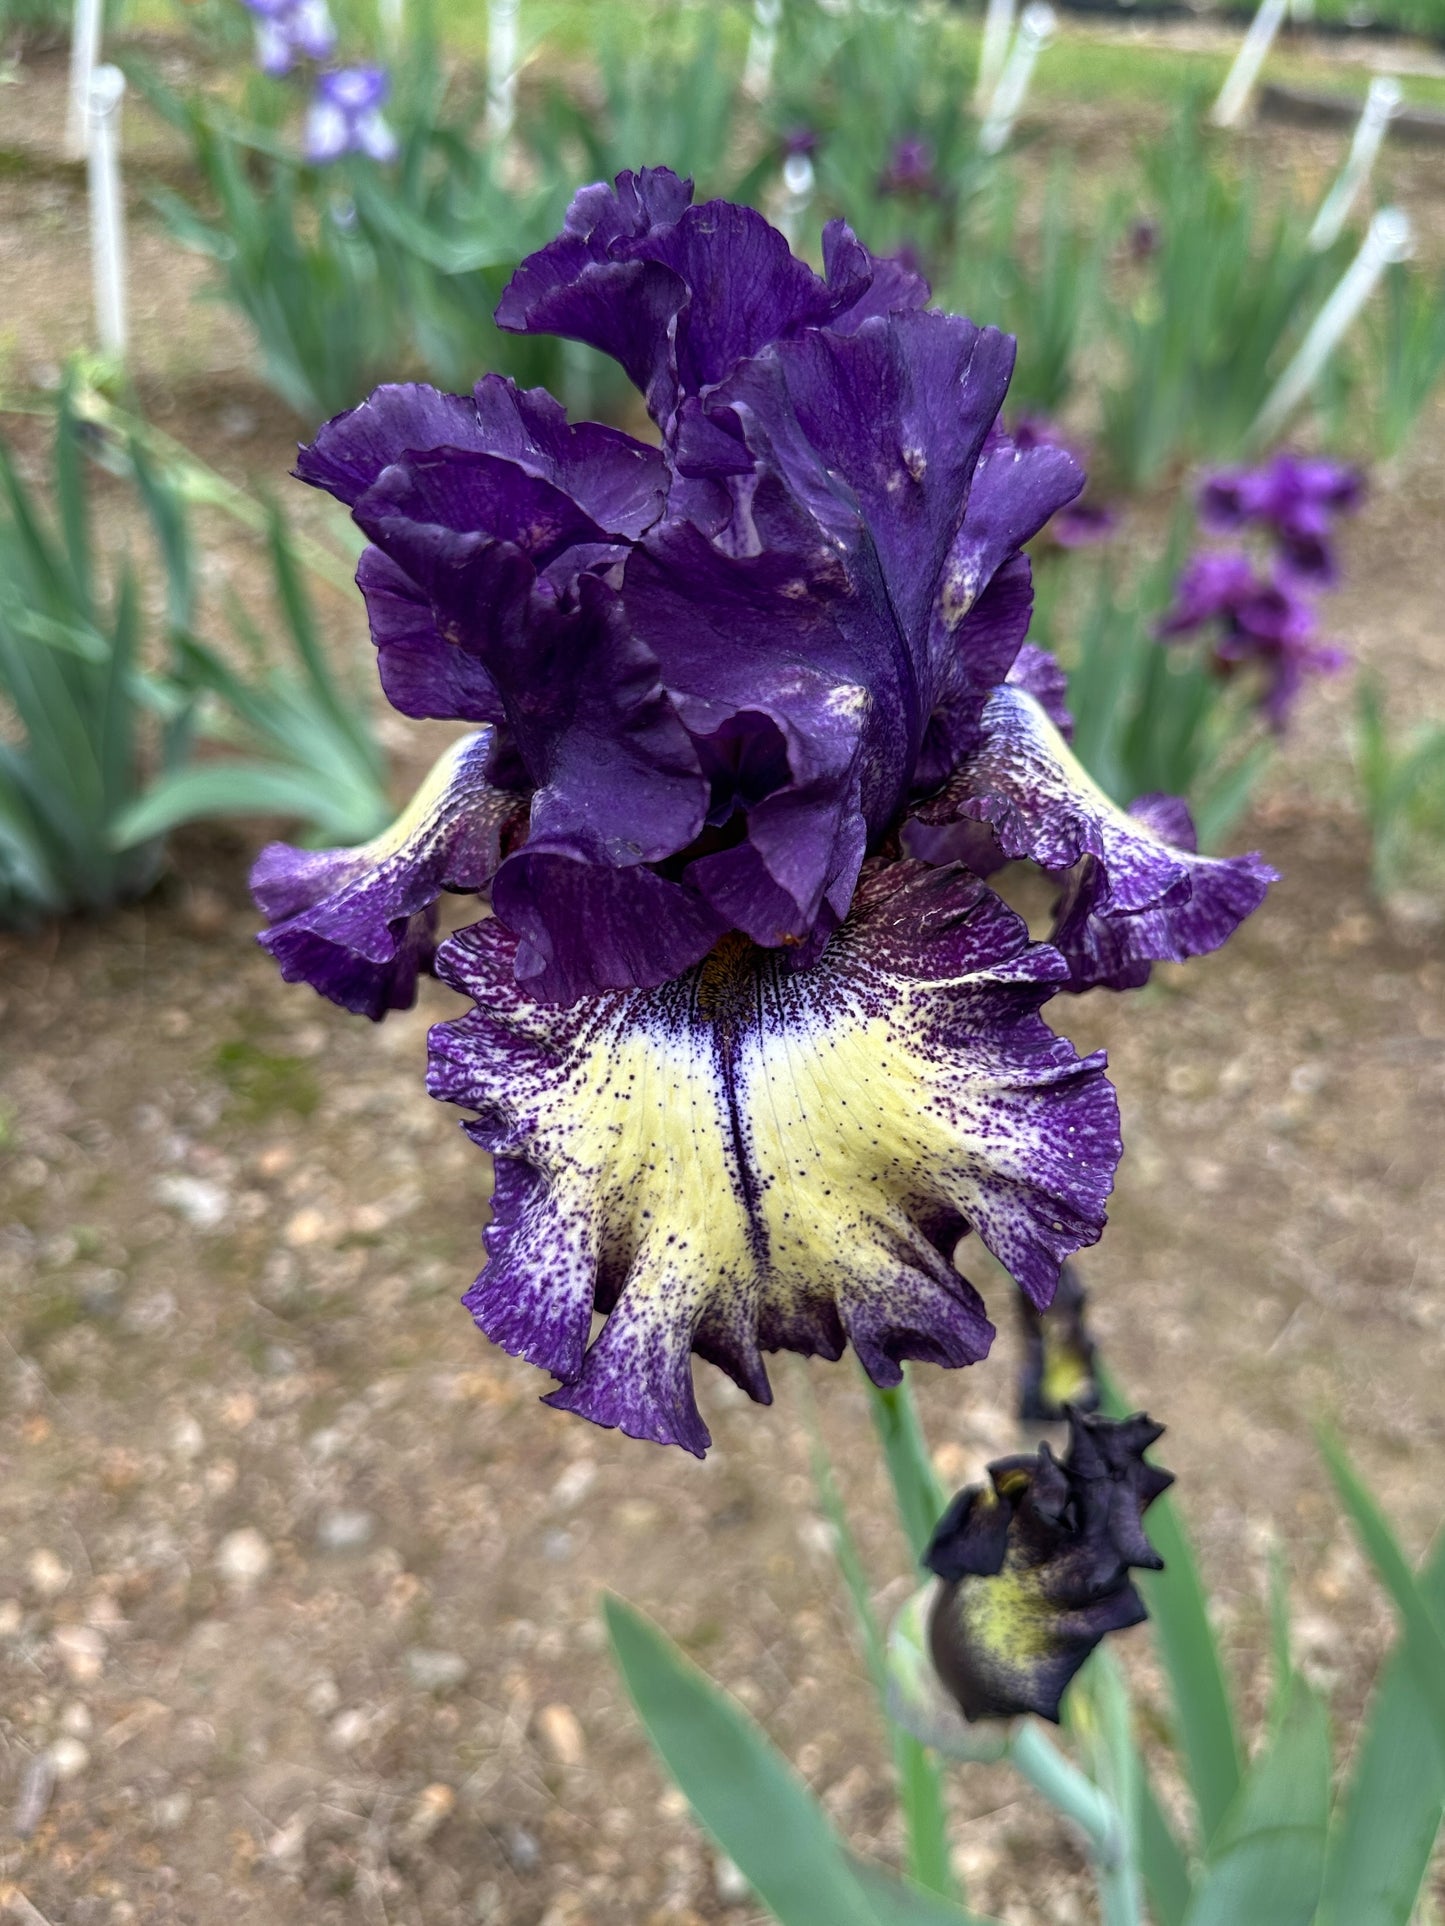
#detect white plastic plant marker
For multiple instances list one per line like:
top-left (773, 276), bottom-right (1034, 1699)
top-left (778, 150), bottom-right (816, 248)
top-left (1210, 0), bottom-right (1289, 130)
top-left (1254, 206), bottom-right (1413, 443)
top-left (1308, 75), bottom-right (1403, 253)
top-left (65, 0), bottom-right (104, 161)
top-left (88, 63), bottom-right (128, 360)
top-left (486, 0), bottom-right (521, 145)
top-left (978, 3), bottom-right (1055, 158)
top-left (744, 0), bottom-right (783, 100)
top-left (974, 0), bottom-right (1017, 113)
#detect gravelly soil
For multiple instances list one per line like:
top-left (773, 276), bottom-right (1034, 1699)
top-left (2, 25), bottom-right (1445, 1926)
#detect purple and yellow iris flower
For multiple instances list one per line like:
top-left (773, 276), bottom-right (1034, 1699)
top-left (252, 171), bottom-right (1273, 1453)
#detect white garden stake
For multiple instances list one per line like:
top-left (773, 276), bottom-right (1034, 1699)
top-left (1308, 75), bottom-right (1402, 254)
top-left (88, 63), bottom-right (128, 361)
top-left (978, 3), bottom-right (1055, 158)
top-left (1210, 0), bottom-right (1289, 130)
top-left (744, 0), bottom-right (783, 101)
top-left (486, 0), bottom-right (521, 145)
top-left (379, 0), bottom-right (404, 53)
top-left (1254, 206), bottom-right (1413, 443)
top-left (777, 150), bottom-right (816, 248)
top-left (65, 0), bottom-right (104, 161)
top-left (973, 0), bottom-right (1016, 114)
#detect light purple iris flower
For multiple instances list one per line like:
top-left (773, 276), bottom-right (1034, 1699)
top-left (249, 172), bottom-right (1273, 1454)
top-left (1159, 548), bottom-right (1347, 731)
top-left (1200, 452), bottom-right (1364, 587)
top-left (304, 65), bottom-right (399, 165)
top-left (243, 0), bottom-right (336, 76)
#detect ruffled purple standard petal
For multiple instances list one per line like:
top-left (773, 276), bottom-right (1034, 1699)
top-left (297, 374), bottom-right (666, 534)
top-left (349, 454), bottom-right (710, 981)
top-left (820, 221), bottom-right (931, 333)
top-left (297, 376), bottom-right (668, 740)
top-left (618, 517), bottom-right (874, 954)
top-left (495, 169), bottom-right (931, 430)
top-left (636, 316), bottom-right (1081, 949)
top-left (915, 684), bottom-right (1276, 990)
top-left (428, 859), bottom-right (1121, 1454)
top-left (913, 422), bottom-right (1083, 788)
top-left (251, 730), bottom-right (523, 1019)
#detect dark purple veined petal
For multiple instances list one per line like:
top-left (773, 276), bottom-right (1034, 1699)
top-left (915, 683), bottom-right (1276, 990)
top-left (356, 545), bottom-right (505, 725)
top-left (495, 168), bottom-right (932, 431)
top-left (349, 454), bottom-right (711, 964)
top-left (640, 314), bottom-right (1081, 947)
top-left (251, 729), bottom-right (524, 1020)
top-left (426, 859), bottom-right (1121, 1455)
top-left (297, 373), bottom-right (667, 535)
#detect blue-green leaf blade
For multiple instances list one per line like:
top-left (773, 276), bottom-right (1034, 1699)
top-left (603, 1594), bottom-right (878, 1926)
top-left (1182, 1676), bottom-right (1331, 1926)
top-left (1100, 1367), bottom-right (1242, 1843)
top-left (1136, 1767), bottom-right (1193, 1926)
top-left (1321, 1432), bottom-right (1445, 1747)
top-left (851, 1859), bottom-right (1000, 1925)
top-left (1317, 1532), bottom-right (1445, 1926)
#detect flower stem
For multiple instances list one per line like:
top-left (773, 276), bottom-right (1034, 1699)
top-left (860, 1371), bottom-right (957, 1897)
top-left (864, 1375), bottom-right (944, 1563)
top-left (1008, 1721), bottom-right (1141, 1926)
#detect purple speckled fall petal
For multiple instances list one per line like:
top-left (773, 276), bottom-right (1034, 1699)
top-left (916, 684), bottom-right (1276, 989)
top-left (251, 729), bottom-right (523, 1019)
top-left (427, 859), bottom-right (1121, 1454)
top-left (1050, 793), bottom-right (1278, 991)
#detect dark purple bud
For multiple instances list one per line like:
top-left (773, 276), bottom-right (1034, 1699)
top-left (1017, 1261), bottom-right (1099, 1422)
top-left (925, 1409), bottom-right (1172, 1722)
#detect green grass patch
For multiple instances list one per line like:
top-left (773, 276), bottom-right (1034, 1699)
top-left (212, 1036), bottom-right (320, 1120)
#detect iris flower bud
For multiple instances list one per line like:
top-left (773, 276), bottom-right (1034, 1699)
top-left (924, 1410), bottom-right (1172, 1722)
top-left (1017, 1261), bottom-right (1099, 1422)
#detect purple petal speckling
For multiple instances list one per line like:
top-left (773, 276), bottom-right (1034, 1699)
top-left (252, 729), bottom-right (523, 1019)
top-left (914, 681), bottom-right (1276, 989)
top-left (428, 860), bottom-right (1120, 1455)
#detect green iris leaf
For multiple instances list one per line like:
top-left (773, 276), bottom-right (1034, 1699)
top-left (603, 1594), bottom-right (995, 1926)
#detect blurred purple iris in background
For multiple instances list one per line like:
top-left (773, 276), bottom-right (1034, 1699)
top-left (1158, 548), bottom-right (1347, 731)
top-left (879, 135), bottom-right (939, 198)
top-left (1200, 452), bottom-right (1364, 586)
top-left (304, 65), bottom-right (399, 164)
top-left (242, 0), bottom-right (335, 76)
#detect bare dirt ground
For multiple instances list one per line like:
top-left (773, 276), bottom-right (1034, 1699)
top-left (2, 32), bottom-right (1444, 1926)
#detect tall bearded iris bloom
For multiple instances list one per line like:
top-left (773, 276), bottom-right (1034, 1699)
top-left (252, 170), bottom-right (1274, 1454)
